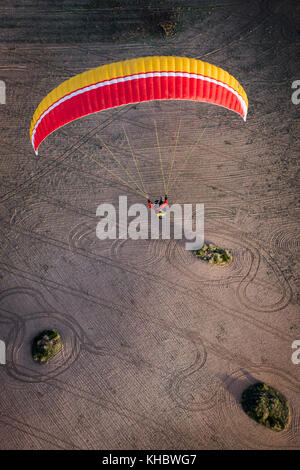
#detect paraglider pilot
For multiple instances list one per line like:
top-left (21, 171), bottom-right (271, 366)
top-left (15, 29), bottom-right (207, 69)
top-left (148, 195), bottom-right (168, 218)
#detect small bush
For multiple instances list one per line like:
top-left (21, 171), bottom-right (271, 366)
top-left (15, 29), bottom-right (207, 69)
top-left (241, 382), bottom-right (291, 432)
top-left (194, 243), bottom-right (232, 266)
top-left (32, 330), bottom-right (61, 363)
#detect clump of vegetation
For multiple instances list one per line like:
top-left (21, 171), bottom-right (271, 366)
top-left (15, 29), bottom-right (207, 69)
top-left (32, 330), bottom-right (61, 363)
top-left (144, 7), bottom-right (182, 37)
top-left (194, 243), bottom-right (232, 266)
top-left (241, 382), bottom-right (291, 432)
top-left (83, 1), bottom-right (206, 43)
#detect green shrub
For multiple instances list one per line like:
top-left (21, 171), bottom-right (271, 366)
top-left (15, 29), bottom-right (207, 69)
top-left (32, 330), bottom-right (61, 363)
top-left (194, 243), bottom-right (232, 266)
top-left (241, 382), bottom-right (290, 431)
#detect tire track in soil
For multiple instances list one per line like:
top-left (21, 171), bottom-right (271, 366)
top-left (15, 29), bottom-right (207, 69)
top-left (167, 327), bottom-right (300, 413)
top-left (269, 222), bottom-right (300, 258)
top-left (4, 359), bottom-right (190, 449)
top-left (60, 218), bottom-right (298, 411)
top-left (192, 0), bottom-right (272, 60)
top-left (2, 215), bottom-right (295, 345)
top-left (68, 221), bottom-right (167, 269)
top-left (233, 227), bottom-right (293, 313)
top-left (2, 196), bottom-right (296, 415)
top-left (0, 231), bottom-right (296, 417)
top-left (110, 238), bottom-right (167, 268)
top-left (1, 276), bottom-right (207, 385)
top-left (163, 215), bottom-right (292, 313)
top-left (1, 292), bottom-right (190, 447)
top-left (1, 239), bottom-right (208, 420)
top-left (1, 235), bottom-right (297, 429)
top-left (0, 287), bottom-right (82, 383)
top-left (0, 104), bottom-right (137, 204)
top-left (167, 346), bottom-right (210, 412)
top-left (164, 232), bottom-right (249, 288)
top-left (0, 414), bottom-right (80, 450)
top-left (0, 275), bottom-right (208, 423)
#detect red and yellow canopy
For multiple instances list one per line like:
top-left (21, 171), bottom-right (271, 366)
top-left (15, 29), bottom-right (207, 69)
top-left (30, 56), bottom-right (248, 154)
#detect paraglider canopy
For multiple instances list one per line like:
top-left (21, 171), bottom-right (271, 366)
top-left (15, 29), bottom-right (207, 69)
top-left (29, 56), bottom-right (248, 155)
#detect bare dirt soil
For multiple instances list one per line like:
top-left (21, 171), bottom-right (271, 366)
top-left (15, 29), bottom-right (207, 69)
top-left (0, 0), bottom-right (299, 449)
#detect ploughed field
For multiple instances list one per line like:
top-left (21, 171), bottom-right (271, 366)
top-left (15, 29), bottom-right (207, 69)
top-left (0, 0), bottom-right (299, 450)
